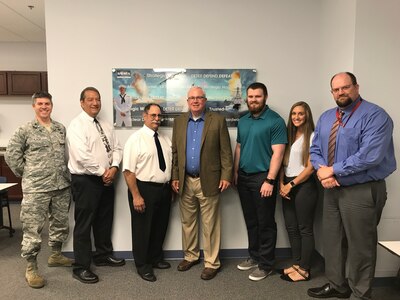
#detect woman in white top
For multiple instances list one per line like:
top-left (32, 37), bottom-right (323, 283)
top-left (279, 101), bottom-right (318, 282)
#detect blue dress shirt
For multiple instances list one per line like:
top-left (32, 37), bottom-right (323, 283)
top-left (310, 97), bottom-right (396, 186)
top-left (185, 113), bottom-right (205, 175)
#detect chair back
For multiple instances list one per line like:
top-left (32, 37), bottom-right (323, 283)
top-left (0, 176), bottom-right (7, 196)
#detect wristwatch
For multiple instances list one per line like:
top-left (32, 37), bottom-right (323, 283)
top-left (289, 181), bottom-right (296, 187)
top-left (264, 178), bottom-right (276, 185)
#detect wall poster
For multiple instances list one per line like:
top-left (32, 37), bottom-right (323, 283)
top-left (112, 68), bottom-right (257, 127)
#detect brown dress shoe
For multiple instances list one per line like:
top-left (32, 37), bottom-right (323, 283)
top-left (201, 267), bottom-right (219, 280)
top-left (177, 259), bottom-right (200, 271)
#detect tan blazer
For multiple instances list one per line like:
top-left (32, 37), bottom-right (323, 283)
top-left (172, 111), bottom-right (233, 197)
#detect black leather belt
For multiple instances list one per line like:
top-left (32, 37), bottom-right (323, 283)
top-left (186, 173), bottom-right (200, 178)
top-left (137, 179), bottom-right (170, 187)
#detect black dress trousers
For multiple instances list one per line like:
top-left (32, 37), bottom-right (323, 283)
top-left (71, 174), bottom-right (115, 269)
top-left (128, 179), bottom-right (171, 275)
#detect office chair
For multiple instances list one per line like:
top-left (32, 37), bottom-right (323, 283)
top-left (0, 176), bottom-right (15, 237)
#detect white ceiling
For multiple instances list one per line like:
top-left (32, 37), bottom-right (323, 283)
top-left (0, 0), bottom-right (45, 42)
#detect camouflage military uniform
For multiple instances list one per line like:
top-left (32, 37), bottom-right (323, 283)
top-left (5, 119), bottom-right (71, 260)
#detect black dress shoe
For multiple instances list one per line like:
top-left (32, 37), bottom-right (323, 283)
top-left (93, 255), bottom-right (126, 267)
top-left (72, 268), bottom-right (99, 284)
top-left (308, 283), bottom-right (351, 298)
top-left (140, 272), bottom-right (157, 282)
top-left (153, 261), bottom-right (171, 269)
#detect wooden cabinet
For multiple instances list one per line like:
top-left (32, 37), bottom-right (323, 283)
top-left (0, 155), bottom-right (22, 201)
top-left (41, 72), bottom-right (48, 93)
top-left (0, 71), bottom-right (48, 96)
top-left (0, 72), bottom-right (7, 95)
top-left (7, 71), bottom-right (42, 95)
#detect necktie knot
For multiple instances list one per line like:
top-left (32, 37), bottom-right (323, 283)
top-left (336, 110), bottom-right (344, 127)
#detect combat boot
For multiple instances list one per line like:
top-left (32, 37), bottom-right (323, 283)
top-left (48, 246), bottom-right (74, 267)
top-left (25, 261), bottom-right (45, 288)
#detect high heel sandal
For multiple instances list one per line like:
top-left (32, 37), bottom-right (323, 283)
top-left (277, 265), bottom-right (297, 275)
top-left (280, 266), bottom-right (310, 282)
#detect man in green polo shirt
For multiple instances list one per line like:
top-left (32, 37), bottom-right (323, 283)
top-left (234, 82), bottom-right (287, 281)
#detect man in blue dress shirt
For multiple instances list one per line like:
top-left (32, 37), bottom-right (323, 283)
top-left (308, 72), bottom-right (396, 299)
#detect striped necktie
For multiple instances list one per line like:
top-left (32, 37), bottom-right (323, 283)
top-left (327, 111), bottom-right (344, 166)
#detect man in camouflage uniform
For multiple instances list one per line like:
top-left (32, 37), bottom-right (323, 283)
top-left (5, 91), bottom-right (73, 289)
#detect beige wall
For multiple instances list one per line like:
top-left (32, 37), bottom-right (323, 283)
top-left (0, 42), bottom-right (47, 145)
top-left (0, 0), bottom-right (397, 277)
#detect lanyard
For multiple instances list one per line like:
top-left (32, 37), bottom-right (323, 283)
top-left (336, 99), bottom-right (363, 128)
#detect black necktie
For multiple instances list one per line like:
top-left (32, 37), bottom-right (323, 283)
top-left (154, 132), bottom-right (166, 172)
top-left (120, 94), bottom-right (126, 104)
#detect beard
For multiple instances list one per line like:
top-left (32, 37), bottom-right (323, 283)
top-left (247, 100), bottom-right (266, 115)
top-left (335, 96), bottom-right (353, 108)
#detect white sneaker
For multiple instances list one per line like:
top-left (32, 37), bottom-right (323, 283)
top-left (249, 267), bottom-right (273, 281)
top-left (237, 258), bottom-right (258, 271)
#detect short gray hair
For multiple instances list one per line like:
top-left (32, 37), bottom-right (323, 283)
top-left (32, 91), bottom-right (52, 105)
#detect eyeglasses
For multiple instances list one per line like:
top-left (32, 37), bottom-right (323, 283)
top-left (331, 84), bottom-right (353, 94)
top-left (146, 113), bottom-right (163, 119)
top-left (187, 96), bottom-right (206, 101)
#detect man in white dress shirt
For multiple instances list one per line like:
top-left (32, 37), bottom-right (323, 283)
top-left (113, 85), bottom-right (132, 127)
top-left (123, 103), bottom-right (172, 282)
top-left (67, 87), bottom-right (125, 284)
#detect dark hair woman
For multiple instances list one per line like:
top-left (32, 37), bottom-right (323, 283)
top-left (279, 101), bottom-right (318, 282)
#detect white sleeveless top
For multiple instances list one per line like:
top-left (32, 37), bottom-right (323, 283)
top-left (284, 133), bottom-right (314, 177)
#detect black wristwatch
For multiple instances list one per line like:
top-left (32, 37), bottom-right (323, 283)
top-left (289, 181), bottom-right (296, 187)
top-left (264, 178), bottom-right (275, 185)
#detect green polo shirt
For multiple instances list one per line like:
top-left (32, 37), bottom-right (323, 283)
top-left (237, 106), bottom-right (287, 173)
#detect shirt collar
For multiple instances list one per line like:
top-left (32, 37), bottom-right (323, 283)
top-left (80, 110), bottom-right (97, 122)
top-left (32, 119), bottom-right (41, 128)
top-left (142, 124), bottom-right (157, 136)
top-left (32, 118), bottom-right (53, 129)
top-left (341, 96), bottom-right (362, 113)
top-left (189, 111), bottom-right (205, 122)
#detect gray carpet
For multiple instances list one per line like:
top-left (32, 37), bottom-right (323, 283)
top-left (1, 203), bottom-right (399, 300)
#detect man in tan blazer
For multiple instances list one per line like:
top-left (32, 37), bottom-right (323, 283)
top-left (172, 86), bottom-right (233, 280)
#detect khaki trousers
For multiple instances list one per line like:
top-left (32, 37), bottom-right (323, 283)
top-left (179, 176), bottom-right (221, 269)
